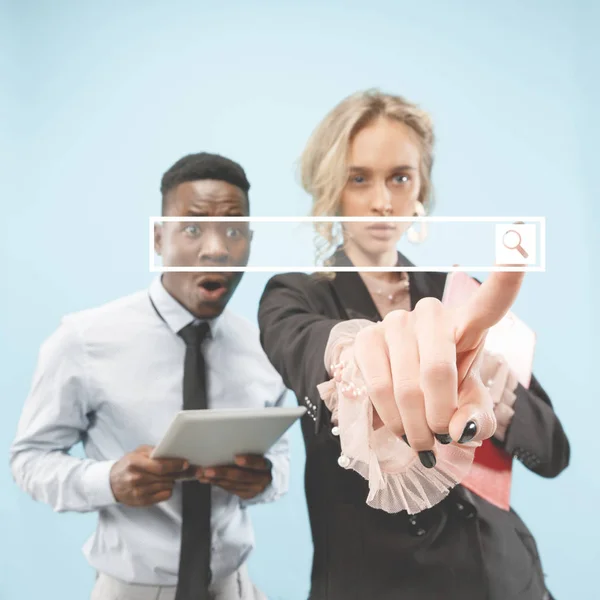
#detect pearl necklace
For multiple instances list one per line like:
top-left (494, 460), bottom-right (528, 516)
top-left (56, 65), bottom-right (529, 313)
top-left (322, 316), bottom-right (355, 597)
top-left (361, 272), bottom-right (410, 303)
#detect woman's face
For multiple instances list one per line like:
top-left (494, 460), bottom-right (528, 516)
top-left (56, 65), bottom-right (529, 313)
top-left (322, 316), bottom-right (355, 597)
top-left (339, 117), bottom-right (422, 258)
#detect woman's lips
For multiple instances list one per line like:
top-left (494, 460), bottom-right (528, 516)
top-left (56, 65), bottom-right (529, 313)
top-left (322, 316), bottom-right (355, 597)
top-left (366, 224), bottom-right (397, 230)
top-left (365, 224), bottom-right (398, 239)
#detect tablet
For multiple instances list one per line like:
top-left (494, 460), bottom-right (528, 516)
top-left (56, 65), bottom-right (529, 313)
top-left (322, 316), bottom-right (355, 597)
top-left (151, 406), bottom-right (306, 468)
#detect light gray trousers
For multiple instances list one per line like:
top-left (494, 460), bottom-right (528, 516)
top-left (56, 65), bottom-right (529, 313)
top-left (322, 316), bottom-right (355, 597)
top-left (90, 564), bottom-right (266, 600)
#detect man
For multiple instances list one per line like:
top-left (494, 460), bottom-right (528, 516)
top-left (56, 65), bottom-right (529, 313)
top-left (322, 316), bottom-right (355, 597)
top-left (10, 153), bottom-right (289, 600)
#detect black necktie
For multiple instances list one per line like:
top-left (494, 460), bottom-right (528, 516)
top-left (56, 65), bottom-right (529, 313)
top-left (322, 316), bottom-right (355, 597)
top-left (175, 321), bottom-right (212, 600)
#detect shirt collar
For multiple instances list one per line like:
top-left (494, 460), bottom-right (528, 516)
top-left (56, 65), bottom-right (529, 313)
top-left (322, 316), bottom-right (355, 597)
top-left (148, 276), bottom-right (225, 338)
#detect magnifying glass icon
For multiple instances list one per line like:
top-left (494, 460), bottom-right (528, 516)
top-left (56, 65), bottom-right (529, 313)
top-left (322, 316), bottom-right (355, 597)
top-left (502, 229), bottom-right (529, 258)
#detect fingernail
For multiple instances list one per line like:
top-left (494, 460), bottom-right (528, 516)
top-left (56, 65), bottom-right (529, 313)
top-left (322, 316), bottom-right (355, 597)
top-left (458, 421), bottom-right (477, 444)
top-left (402, 435), bottom-right (410, 446)
top-left (235, 456), bottom-right (246, 466)
top-left (204, 469), bottom-right (215, 477)
top-left (435, 433), bottom-right (453, 445)
top-left (419, 451), bottom-right (436, 469)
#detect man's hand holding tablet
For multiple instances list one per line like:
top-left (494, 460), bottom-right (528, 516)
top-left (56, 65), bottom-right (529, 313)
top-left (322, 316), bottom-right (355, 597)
top-left (109, 445), bottom-right (273, 505)
top-left (109, 445), bottom-right (189, 506)
top-left (196, 454), bottom-right (273, 500)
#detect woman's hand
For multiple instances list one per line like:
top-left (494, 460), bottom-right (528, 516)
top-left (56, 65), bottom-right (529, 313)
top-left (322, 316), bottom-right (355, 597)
top-left (353, 271), bottom-right (524, 467)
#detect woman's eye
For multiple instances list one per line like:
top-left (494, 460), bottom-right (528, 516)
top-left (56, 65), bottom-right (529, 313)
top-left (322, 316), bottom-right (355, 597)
top-left (393, 174), bottom-right (410, 184)
top-left (351, 175), bottom-right (365, 184)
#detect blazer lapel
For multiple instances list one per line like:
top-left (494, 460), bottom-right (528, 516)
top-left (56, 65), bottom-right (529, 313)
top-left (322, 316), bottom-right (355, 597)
top-left (330, 250), bottom-right (381, 321)
top-left (407, 267), bottom-right (447, 308)
top-left (330, 249), bottom-right (448, 319)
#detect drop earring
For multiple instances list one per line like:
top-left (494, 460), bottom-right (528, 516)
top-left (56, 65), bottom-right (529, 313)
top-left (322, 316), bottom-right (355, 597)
top-left (407, 202), bottom-right (428, 244)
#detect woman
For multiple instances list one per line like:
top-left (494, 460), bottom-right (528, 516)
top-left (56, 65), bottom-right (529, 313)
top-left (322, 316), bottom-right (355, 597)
top-left (258, 90), bottom-right (569, 600)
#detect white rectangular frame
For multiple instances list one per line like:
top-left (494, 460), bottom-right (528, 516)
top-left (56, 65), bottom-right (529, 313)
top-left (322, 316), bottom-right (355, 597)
top-left (149, 216), bottom-right (546, 273)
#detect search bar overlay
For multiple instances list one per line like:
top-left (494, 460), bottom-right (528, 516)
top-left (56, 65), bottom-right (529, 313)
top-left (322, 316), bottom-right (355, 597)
top-left (149, 216), bottom-right (545, 273)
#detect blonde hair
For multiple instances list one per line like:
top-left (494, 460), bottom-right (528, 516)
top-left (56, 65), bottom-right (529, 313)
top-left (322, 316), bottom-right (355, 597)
top-left (300, 89), bottom-right (435, 265)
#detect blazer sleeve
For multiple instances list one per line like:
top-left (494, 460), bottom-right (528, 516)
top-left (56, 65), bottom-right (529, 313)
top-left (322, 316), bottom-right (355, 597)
top-left (257, 274), bottom-right (343, 410)
top-left (494, 374), bottom-right (570, 478)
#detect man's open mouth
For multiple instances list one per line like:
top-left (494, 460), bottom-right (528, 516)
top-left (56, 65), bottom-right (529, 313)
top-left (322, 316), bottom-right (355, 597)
top-left (197, 276), bottom-right (230, 301)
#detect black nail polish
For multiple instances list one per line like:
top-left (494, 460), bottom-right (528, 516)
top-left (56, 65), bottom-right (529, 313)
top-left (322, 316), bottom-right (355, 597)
top-left (458, 421), bottom-right (477, 444)
top-left (419, 451), bottom-right (436, 469)
top-left (435, 433), bottom-right (453, 445)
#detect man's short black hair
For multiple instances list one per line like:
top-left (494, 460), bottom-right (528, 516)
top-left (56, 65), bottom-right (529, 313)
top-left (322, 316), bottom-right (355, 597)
top-left (160, 152), bottom-right (251, 214)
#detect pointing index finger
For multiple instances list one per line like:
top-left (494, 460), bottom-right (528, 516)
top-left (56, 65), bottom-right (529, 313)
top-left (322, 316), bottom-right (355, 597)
top-left (455, 271), bottom-right (524, 349)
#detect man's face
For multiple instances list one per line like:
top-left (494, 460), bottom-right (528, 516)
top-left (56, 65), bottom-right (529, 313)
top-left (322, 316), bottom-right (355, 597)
top-left (154, 179), bottom-right (251, 319)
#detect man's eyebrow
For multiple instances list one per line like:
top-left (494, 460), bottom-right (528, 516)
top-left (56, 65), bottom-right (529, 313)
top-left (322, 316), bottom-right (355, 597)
top-left (182, 210), bottom-right (246, 219)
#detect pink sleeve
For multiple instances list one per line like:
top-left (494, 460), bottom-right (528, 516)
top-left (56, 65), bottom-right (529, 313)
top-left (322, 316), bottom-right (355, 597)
top-left (479, 352), bottom-right (519, 442)
top-left (317, 320), bottom-right (480, 515)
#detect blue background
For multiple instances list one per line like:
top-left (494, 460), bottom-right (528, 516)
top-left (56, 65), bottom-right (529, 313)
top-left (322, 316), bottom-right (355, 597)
top-left (1, 1), bottom-right (598, 598)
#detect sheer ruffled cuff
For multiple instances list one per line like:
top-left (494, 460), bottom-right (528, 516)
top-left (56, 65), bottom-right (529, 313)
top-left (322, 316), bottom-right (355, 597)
top-left (480, 352), bottom-right (519, 442)
top-left (318, 321), bottom-right (480, 515)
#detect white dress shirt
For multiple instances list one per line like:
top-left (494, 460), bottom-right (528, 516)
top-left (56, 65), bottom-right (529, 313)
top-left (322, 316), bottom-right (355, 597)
top-left (10, 277), bottom-right (289, 585)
